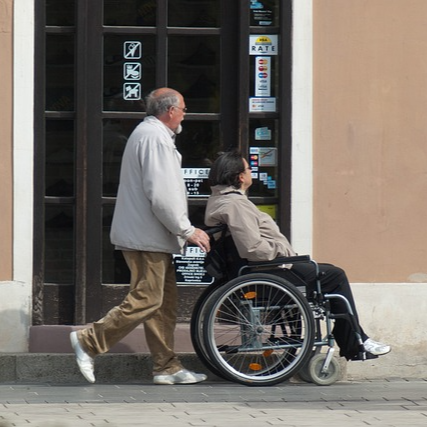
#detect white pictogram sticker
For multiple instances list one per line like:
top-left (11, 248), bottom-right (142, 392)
top-left (123, 41), bottom-right (142, 59)
top-left (123, 83), bottom-right (141, 100)
top-left (124, 63), bottom-right (141, 80)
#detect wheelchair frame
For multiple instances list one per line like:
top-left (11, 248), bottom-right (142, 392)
top-left (190, 225), bottom-right (368, 386)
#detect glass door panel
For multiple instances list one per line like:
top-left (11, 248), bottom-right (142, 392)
top-left (104, 0), bottom-right (157, 26)
top-left (168, 0), bottom-right (220, 27)
top-left (46, 35), bottom-right (75, 112)
top-left (44, 205), bottom-right (75, 283)
top-left (46, 0), bottom-right (75, 26)
top-left (102, 206), bottom-right (131, 284)
top-left (45, 120), bottom-right (75, 197)
top-left (168, 36), bottom-right (220, 113)
top-left (103, 35), bottom-right (156, 112)
top-left (103, 118), bottom-right (141, 197)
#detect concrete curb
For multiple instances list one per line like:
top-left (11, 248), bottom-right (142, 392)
top-left (0, 353), bottom-right (220, 384)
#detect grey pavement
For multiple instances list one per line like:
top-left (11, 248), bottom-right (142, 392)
top-left (0, 378), bottom-right (427, 426)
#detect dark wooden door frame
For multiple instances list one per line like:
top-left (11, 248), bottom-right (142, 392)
top-left (32, 0), bottom-right (292, 325)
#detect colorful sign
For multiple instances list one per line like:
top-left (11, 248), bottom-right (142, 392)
top-left (249, 35), bottom-right (278, 55)
top-left (255, 56), bottom-right (271, 96)
top-left (249, 97), bottom-right (276, 112)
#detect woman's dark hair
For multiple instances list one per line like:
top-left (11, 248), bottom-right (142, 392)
top-left (208, 150), bottom-right (246, 188)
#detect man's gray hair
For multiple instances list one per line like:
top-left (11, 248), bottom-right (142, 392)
top-left (145, 89), bottom-right (180, 116)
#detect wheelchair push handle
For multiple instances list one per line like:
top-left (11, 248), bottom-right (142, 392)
top-left (203, 224), bottom-right (228, 236)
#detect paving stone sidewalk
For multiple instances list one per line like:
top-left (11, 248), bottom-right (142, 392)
top-left (0, 378), bottom-right (426, 427)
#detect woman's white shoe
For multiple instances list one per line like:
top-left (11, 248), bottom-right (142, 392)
top-left (363, 338), bottom-right (391, 356)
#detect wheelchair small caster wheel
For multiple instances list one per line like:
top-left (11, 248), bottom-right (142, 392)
top-left (308, 353), bottom-right (341, 386)
top-left (297, 350), bottom-right (318, 383)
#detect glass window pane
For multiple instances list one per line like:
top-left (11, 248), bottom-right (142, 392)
top-left (169, 36), bottom-right (220, 113)
top-left (46, 35), bottom-right (75, 112)
top-left (188, 205), bottom-right (207, 229)
top-left (104, 0), bottom-right (156, 26)
top-left (46, 0), bottom-right (75, 26)
top-left (104, 35), bottom-right (155, 112)
top-left (102, 206), bottom-right (130, 284)
top-left (45, 120), bottom-right (75, 197)
top-left (177, 121), bottom-right (220, 197)
top-left (247, 119), bottom-right (279, 198)
top-left (250, 0), bottom-right (280, 27)
top-left (45, 205), bottom-right (75, 283)
top-left (103, 118), bottom-right (140, 196)
top-left (168, 0), bottom-right (220, 27)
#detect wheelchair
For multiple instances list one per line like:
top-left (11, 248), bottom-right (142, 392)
top-left (190, 225), bottom-right (368, 387)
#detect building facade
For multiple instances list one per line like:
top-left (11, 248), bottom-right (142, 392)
top-left (1, 0), bottom-right (426, 378)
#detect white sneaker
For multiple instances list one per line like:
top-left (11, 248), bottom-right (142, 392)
top-left (70, 331), bottom-right (95, 383)
top-left (153, 369), bottom-right (207, 385)
top-left (363, 338), bottom-right (391, 356)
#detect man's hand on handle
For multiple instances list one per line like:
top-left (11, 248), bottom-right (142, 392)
top-left (187, 228), bottom-right (211, 253)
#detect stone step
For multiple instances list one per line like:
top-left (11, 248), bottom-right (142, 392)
top-left (0, 324), bottom-right (211, 384)
top-left (29, 324), bottom-right (194, 353)
top-left (0, 353), bottom-right (213, 384)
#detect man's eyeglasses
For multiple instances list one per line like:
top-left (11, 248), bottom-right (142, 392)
top-left (171, 105), bottom-right (188, 113)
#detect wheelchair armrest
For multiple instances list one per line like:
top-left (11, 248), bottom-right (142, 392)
top-left (246, 255), bottom-right (311, 269)
top-left (239, 255), bottom-right (312, 275)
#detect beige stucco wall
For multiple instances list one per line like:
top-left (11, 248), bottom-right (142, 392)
top-left (313, 0), bottom-right (427, 283)
top-left (0, 0), bottom-right (13, 280)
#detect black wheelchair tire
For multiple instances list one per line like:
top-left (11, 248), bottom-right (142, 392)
top-left (190, 280), bottom-right (228, 379)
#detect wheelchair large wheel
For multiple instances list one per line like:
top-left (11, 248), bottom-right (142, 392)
top-left (202, 273), bottom-right (315, 386)
top-left (190, 281), bottom-right (228, 379)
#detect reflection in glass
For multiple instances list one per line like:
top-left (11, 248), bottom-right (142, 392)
top-left (104, 0), bottom-right (156, 26)
top-left (46, 35), bottom-right (75, 111)
top-left (45, 120), bottom-right (75, 197)
top-left (104, 35), bottom-right (155, 112)
top-left (168, 0), bottom-right (220, 27)
top-left (169, 36), bottom-right (220, 113)
top-left (102, 206), bottom-right (130, 284)
top-left (45, 205), bottom-right (74, 283)
top-left (46, 0), bottom-right (75, 26)
top-left (247, 119), bottom-right (279, 198)
top-left (103, 119), bottom-right (140, 196)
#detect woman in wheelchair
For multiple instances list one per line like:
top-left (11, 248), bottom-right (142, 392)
top-left (205, 150), bottom-right (391, 361)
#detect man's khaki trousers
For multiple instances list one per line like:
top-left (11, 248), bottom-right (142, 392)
top-left (78, 251), bottom-right (183, 375)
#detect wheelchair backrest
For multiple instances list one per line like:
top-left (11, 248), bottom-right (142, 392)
top-left (203, 225), bottom-right (247, 281)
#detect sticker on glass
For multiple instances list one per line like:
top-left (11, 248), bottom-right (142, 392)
top-left (124, 41), bottom-right (142, 59)
top-left (123, 83), bottom-right (141, 100)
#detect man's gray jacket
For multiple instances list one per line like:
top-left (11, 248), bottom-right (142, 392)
top-left (110, 116), bottom-right (194, 254)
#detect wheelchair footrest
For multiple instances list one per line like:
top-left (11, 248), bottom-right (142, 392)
top-left (351, 351), bottom-right (379, 361)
